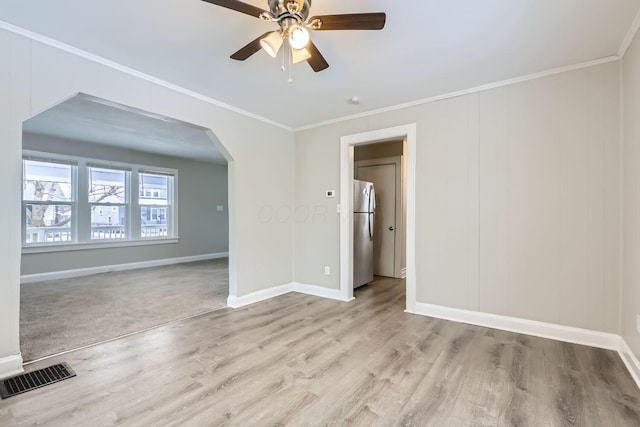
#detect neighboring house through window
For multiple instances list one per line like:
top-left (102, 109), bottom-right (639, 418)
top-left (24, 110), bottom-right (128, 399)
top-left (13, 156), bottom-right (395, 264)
top-left (22, 151), bottom-right (178, 248)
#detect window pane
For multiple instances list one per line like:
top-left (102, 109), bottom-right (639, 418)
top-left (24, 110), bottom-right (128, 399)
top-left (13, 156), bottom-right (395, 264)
top-left (89, 167), bottom-right (126, 203)
top-left (139, 173), bottom-right (169, 206)
top-left (91, 205), bottom-right (126, 240)
top-left (141, 206), bottom-right (168, 238)
top-left (25, 203), bottom-right (72, 244)
top-left (23, 160), bottom-right (73, 202)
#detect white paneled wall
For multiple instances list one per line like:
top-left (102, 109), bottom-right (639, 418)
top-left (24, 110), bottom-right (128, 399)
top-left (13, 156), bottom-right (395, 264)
top-left (0, 28), bottom-right (294, 374)
top-left (623, 30), bottom-right (640, 360)
top-left (294, 61), bottom-right (621, 334)
top-left (418, 95), bottom-right (479, 309)
top-left (478, 68), bottom-right (620, 330)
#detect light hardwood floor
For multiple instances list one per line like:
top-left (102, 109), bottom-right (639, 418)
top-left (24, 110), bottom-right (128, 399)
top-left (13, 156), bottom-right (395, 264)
top-left (1, 277), bottom-right (640, 426)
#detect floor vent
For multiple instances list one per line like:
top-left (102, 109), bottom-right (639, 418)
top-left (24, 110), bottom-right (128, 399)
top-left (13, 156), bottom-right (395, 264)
top-left (0, 362), bottom-right (76, 399)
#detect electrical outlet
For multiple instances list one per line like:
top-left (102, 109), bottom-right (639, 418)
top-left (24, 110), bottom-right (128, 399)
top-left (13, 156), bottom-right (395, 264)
top-left (324, 266), bottom-right (331, 276)
top-left (637, 314), bottom-right (640, 334)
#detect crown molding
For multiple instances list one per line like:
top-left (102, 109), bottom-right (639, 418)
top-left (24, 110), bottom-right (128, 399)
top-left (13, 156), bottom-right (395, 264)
top-left (294, 55), bottom-right (621, 132)
top-left (0, 20), bottom-right (293, 132)
top-left (0, 20), bottom-right (627, 134)
top-left (619, 7), bottom-right (640, 58)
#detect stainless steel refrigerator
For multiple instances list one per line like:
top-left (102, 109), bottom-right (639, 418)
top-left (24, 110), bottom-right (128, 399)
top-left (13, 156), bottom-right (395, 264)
top-left (353, 179), bottom-right (375, 288)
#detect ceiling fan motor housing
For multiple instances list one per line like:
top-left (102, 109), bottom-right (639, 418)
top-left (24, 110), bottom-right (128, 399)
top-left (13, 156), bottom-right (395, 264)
top-left (268, 0), bottom-right (311, 22)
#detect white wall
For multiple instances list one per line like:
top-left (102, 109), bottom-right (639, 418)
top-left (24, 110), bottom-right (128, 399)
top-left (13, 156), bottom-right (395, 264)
top-left (0, 28), bottom-right (294, 375)
top-left (294, 61), bottom-right (621, 333)
top-left (622, 29), bottom-right (640, 361)
top-left (21, 133), bottom-right (229, 275)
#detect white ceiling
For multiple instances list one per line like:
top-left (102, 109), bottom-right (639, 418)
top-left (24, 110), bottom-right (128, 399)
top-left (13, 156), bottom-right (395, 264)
top-left (2, 0), bottom-right (640, 129)
top-left (23, 94), bottom-right (227, 164)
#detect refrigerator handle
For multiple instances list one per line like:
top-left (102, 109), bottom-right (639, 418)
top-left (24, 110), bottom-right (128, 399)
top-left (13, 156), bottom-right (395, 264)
top-left (368, 189), bottom-right (375, 241)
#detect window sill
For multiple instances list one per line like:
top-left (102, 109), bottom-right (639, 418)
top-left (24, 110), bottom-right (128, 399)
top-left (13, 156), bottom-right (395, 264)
top-left (22, 238), bottom-right (180, 254)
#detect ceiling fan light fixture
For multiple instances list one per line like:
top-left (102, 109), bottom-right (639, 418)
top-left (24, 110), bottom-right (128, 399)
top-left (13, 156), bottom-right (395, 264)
top-left (260, 31), bottom-right (283, 58)
top-left (289, 25), bottom-right (310, 50)
top-left (291, 47), bottom-right (311, 64)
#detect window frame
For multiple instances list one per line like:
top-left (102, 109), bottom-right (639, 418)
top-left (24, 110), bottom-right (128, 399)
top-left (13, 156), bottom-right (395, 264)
top-left (22, 156), bottom-right (78, 246)
top-left (22, 150), bottom-right (179, 253)
top-left (138, 170), bottom-right (175, 240)
top-left (87, 164), bottom-right (130, 241)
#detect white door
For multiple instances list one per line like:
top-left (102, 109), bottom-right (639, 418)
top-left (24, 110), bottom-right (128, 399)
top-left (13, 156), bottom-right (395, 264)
top-left (356, 164), bottom-right (396, 278)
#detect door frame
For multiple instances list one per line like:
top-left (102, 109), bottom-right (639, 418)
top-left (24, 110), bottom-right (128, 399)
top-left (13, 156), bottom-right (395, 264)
top-left (339, 124), bottom-right (417, 312)
top-left (354, 156), bottom-right (404, 279)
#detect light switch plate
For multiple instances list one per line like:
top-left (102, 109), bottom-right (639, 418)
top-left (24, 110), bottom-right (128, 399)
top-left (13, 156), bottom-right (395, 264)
top-left (324, 266), bottom-right (330, 276)
top-left (216, 205), bottom-right (224, 211)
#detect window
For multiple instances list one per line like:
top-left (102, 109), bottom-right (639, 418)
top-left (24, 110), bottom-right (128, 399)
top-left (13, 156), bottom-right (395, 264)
top-left (22, 152), bottom-right (178, 249)
top-left (22, 159), bottom-right (76, 244)
top-left (139, 172), bottom-right (173, 238)
top-left (89, 166), bottom-right (128, 240)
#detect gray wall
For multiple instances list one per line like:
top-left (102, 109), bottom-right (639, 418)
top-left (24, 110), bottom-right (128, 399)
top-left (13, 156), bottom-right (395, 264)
top-left (294, 61), bottom-right (621, 334)
top-left (622, 30), bottom-right (640, 361)
top-left (21, 133), bottom-right (229, 275)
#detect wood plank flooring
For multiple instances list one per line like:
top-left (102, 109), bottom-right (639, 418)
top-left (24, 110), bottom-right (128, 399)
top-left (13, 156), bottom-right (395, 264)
top-left (1, 277), bottom-right (639, 426)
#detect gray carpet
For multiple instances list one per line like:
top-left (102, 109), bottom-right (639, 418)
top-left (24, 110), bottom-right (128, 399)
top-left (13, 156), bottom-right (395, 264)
top-left (20, 258), bottom-right (229, 362)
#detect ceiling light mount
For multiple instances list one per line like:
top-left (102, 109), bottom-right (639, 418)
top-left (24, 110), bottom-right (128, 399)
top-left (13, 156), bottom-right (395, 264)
top-left (266, 0), bottom-right (311, 23)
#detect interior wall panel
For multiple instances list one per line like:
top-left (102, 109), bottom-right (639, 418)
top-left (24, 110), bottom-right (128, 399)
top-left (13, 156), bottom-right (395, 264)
top-left (622, 29), bottom-right (640, 360)
top-left (0, 28), bottom-right (295, 369)
top-left (295, 61), bottom-right (621, 334)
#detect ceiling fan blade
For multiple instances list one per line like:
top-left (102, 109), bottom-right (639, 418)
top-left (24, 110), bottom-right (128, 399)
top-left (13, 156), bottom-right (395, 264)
top-left (309, 13), bottom-right (386, 31)
top-left (201, 0), bottom-right (267, 19)
top-left (306, 41), bottom-right (329, 72)
top-left (230, 32), bottom-right (272, 61)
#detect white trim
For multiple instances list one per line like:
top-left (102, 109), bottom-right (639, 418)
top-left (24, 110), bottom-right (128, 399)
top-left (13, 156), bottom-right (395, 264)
top-left (22, 238), bottom-right (180, 254)
top-left (227, 283), bottom-right (293, 308)
top-left (227, 282), bottom-right (352, 309)
top-left (0, 20), bottom-right (292, 132)
top-left (619, 8), bottom-right (640, 58)
top-left (0, 354), bottom-right (24, 380)
top-left (20, 252), bottom-right (228, 284)
top-left (619, 338), bottom-right (640, 389)
top-left (294, 56), bottom-right (620, 131)
top-left (400, 268), bottom-right (407, 279)
top-left (409, 302), bottom-right (640, 390)
top-left (340, 124), bottom-right (417, 311)
top-left (409, 302), bottom-right (620, 350)
top-left (0, 20), bottom-right (622, 133)
top-left (292, 282), bottom-right (346, 301)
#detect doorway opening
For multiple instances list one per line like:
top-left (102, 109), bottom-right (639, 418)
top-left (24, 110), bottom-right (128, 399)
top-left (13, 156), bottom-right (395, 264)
top-left (19, 93), bottom-right (235, 363)
top-left (354, 141), bottom-right (406, 280)
top-left (339, 124), bottom-right (417, 311)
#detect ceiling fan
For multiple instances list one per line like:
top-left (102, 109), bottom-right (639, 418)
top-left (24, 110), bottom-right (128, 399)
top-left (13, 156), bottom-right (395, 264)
top-left (201, 0), bottom-right (386, 72)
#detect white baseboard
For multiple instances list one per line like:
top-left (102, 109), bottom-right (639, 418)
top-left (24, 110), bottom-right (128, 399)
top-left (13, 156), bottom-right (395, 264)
top-left (292, 282), bottom-right (344, 301)
top-left (228, 282), bottom-right (350, 308)
top-left (227, 283), bottom-right (293, 308)
top-left (619, 337), bottom-right (640, 389)
top-left (409, 302), bottom-right (640, 390)
top-left (20, 252), bottom-right (229, 284)
top-left (0, 353), bottom-right (24, 380)
top-left (409, 302), bottom-right (620, 350)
